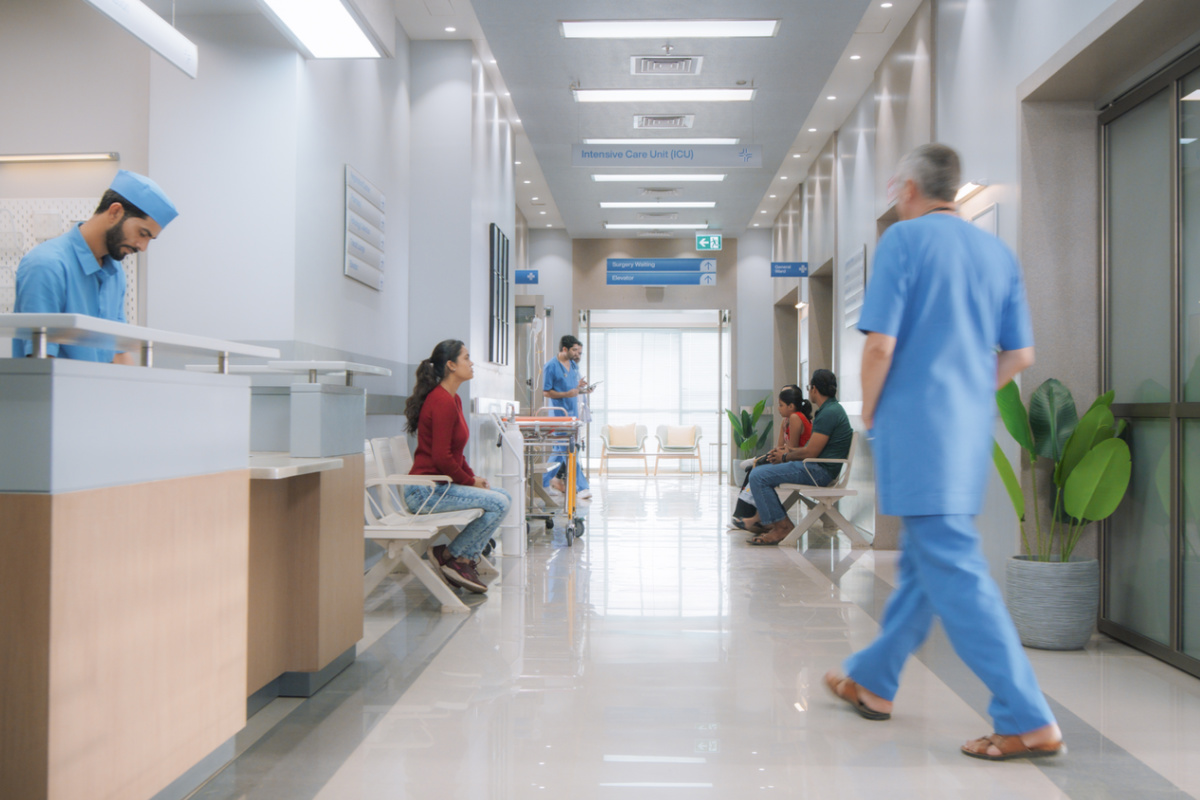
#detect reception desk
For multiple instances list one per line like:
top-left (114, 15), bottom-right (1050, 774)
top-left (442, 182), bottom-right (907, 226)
top-left (0, 315), bottom-right (278, 800)
top-left (246, 453), bottom-right (365, 712)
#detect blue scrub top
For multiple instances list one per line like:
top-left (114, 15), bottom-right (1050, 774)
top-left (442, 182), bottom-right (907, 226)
top-left (543, 357), bottom-right (581, 417)
top-left (12, 224), bottom-right (126, 362)
top-left (858, 214), bottom-right (1034, 516)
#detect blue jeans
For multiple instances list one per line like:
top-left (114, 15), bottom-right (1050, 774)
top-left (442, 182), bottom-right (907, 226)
top-left (402, 483), bottom-right (512, 560)
top-left (747, 461), bottom-right (836, 525)
top-left (843, 515), bottom-right (1056, 734)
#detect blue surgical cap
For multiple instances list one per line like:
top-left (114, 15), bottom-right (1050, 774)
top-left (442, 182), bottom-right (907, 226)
top-left (109, 169), bottom-right (178, 228)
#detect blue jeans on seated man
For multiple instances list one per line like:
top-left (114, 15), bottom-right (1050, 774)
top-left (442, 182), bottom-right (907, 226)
top-left (747, 461), bottom-right (836, 526)
top-left (402, 483), bottom-right (512, 560)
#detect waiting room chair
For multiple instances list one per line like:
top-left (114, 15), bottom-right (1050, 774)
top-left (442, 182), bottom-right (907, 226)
top-left (599, 423), bottom-right (649, 476)
top-left (775, 432), bottom-right (867, 548)
top-left (653, 425), bottom-right (703, 475)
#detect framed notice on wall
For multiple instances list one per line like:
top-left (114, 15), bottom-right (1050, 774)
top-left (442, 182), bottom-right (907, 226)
top-left (843, 244), bottom-right (867, 328)
top-left (344, 165), bottom-right (385, 290)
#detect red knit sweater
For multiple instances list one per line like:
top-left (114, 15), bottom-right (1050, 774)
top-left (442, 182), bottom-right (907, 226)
top-left (411, 385), bottom-right (476, 485)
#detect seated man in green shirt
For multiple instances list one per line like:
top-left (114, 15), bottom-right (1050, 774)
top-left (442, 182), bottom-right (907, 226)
top-left (736, 369), bottom-right (854, 545)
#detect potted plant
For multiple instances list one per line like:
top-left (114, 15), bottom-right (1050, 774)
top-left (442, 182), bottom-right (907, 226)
top-left (725, 394), bottom-right (774, 486)
top-left (992, 378), bottom-right (1132, 650)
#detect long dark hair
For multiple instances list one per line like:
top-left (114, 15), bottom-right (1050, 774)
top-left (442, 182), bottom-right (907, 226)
top-left (780, 385), bottom-right (813, 421)
top-left (405, 339), bottom-right (464, 433)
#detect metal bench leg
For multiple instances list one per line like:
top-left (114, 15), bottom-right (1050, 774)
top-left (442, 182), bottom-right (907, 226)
top-left (779, 504), bottom-right (825, 547)
top-left (824, 504), bottom-right (869, 548)
top-left (400, 544), bottom-right (470, 613)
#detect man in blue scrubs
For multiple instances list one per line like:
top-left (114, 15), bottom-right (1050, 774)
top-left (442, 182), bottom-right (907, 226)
top-left (12, 170), bottom-right (178, 362)
top-left (825, 144), bottom-right (1064, 761)
top-left (542, 334), bottom-right (591, 499)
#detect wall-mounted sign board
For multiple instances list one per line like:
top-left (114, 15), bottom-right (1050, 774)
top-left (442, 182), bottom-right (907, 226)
top-left (607, 258), bottom-right (716, 286)
top-left (770, 261), bottom-right (809, 278)
top-left (344, 165), bottom-right (385, 290)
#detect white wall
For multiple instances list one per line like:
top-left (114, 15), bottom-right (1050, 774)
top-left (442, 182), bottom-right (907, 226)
top-left (527, 229), bottom-right (573, 335)
top-left (147, 16), bottom-right (299, 342)
top-left (735, 229), bottom-right (774, 401)
top-left (936, 0), bottom-right (1121, 248)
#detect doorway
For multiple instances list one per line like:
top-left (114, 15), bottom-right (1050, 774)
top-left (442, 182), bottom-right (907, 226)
top-left (580, 309), bottom-right (732, 476)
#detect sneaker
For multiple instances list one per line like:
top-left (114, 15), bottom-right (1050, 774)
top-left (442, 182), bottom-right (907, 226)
top-left (442, 558), bottom-right (487, 593)
top-left (427, 544), bottom-right (451, 585)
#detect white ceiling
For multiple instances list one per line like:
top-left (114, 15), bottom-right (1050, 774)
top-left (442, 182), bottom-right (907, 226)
top-left (141, 0), bottom-right (924, 239)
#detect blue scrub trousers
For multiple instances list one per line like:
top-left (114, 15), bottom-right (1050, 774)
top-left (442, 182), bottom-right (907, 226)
top-left (842, 515), bottom-right (1055, 735)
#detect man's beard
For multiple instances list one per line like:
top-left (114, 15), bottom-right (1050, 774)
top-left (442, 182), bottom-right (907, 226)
top-left (104, 220), bottom-right (134, 260)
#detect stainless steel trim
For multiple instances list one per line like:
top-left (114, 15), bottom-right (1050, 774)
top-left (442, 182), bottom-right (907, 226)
top-left (32, 328), bottom-right (47, 359)
top-left (140, 341), bottom-right (153, 368)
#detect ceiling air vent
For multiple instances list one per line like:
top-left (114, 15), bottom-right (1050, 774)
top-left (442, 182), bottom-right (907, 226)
top-left (640, 188), bottom-right (682, 197)
top-left (637, 230), bottom-right (673, 237)
top-left (631, 56), bottom-right (703, 75)
top-left (636, 211), bottom-right (679, 222)
top-left (635, 114), bottom-right (695, 129)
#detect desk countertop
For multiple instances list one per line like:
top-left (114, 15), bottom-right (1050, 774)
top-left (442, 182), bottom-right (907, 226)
top-left (249, 453), bottom-right (344, 480)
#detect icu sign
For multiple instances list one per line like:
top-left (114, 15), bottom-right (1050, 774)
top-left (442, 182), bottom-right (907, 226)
top-left (696, 234), bottom-right (722, 251)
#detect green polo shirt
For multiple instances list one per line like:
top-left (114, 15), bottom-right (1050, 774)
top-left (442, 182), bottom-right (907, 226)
top-left (811, 398), bottom-right (853, 475)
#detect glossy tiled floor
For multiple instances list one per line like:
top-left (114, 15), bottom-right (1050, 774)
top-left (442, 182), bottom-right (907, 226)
top-left (192, 474), bottom-right (1200, 799)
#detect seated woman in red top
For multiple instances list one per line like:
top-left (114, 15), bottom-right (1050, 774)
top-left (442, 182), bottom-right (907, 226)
top-left (730, 385), bottom-right (813, 522)
top-left (404, 339), bottom-right (511, 594)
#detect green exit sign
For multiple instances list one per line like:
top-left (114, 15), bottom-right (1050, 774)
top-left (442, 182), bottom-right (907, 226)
top-left (695, 233), bottom-right (722, 251)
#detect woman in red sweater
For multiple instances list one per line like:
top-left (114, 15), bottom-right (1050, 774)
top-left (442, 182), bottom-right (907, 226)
top-left (403, 339), bottom-right (511, 594)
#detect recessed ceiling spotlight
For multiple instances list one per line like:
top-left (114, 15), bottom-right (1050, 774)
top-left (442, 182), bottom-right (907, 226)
top-left (561, 19), bottom-right (780, 39)
top-left (760, 210), bottom-right (767, 214)
top-left (444, 26), bottom-right (456, 32)
top-left (850, 55), bottom-right (862, 60)
top-left (753, 223), bottom-right (760, 227)
top-left (769, 194), bottom-right (777, 198)
top-left (489, 59), bottom-right (497, 64)
top-left (540, 211), bottom-right (546, 215)
top-left (531, 196), bottom-right (539, 200)
top-left (515, 160), bottom-right (522, 165)
top-left (881, 2), bottom-right (894, 7)
top-left (523, 180), bottom-right (532, 184)
top-left (808, 128), bottom-right (817, 132)
top-left (546, 224), bottom-right (552, 227)
top-left (826, 95), bottom-right (836, 100)
top-left (780, 176), bottom-right (788, 180)
top-left (792, 154), bottom-right (801, 158)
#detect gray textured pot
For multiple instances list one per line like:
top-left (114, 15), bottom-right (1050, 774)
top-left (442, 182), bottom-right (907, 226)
top-left (1005, 556), bottom-right (1099, 650)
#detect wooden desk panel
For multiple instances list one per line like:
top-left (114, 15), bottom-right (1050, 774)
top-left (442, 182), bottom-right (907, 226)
top-left (247, 453), bottom-right (364, 694)
top-left (0, 471), bottom-right (249, 800)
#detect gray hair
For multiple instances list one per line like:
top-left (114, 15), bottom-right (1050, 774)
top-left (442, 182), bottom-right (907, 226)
top-left (895, 143), bottom-right (961, 202)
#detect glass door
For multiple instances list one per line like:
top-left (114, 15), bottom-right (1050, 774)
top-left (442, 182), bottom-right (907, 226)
top-left (1101, 51), bottom-right (1200, 676)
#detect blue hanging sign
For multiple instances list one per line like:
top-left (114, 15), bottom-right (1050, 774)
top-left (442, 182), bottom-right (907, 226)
top-left (515, 269), bottom-right (539, 284)
top-left (606, 257), bottom-right (717, 287)
top-left (771, 261), bottom-right (809, 278)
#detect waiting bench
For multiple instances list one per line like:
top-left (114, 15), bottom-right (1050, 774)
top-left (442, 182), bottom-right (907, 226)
top-left (775, 432), bottom-right (868, 548)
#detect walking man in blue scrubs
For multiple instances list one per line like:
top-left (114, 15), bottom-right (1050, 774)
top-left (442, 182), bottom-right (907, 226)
top-left (12, 170), bottom-right (178, 362)
top-left (542, 334), bottom-right (592, 499)
top-left (824, 144), bottom-right (1065, 761)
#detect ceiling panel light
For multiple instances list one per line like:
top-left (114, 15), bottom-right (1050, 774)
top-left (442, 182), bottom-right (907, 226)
top-left (561, 19), bottom-right (779, 39)
top-left (592, 174), bottom-right (725, 182)
top-left (600, 202), bottom-right (716, 208)
top-left (955, 181), bottom-right (987, 202)
top-left (83, 0), bottom-right (199, 76)
top-left (574, 88), bottom-right (754, 103)
top-left (583, 138), bottom-right (739, 145)
top-left (605, 223), bottom-right (709, 230)
top-left (258, 0), bottom-right (381, 58)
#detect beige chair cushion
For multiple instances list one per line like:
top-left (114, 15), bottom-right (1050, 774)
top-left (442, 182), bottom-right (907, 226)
top-left (609, 423), bottom-right (638, 448)
top-left (666, 425), bottom-right (696, 447)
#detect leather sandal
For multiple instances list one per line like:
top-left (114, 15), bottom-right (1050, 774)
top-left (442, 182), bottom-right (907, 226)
top-left (732, 517), bottom-right (767, 534)
top-left (824, 673), bottom-right (891, 721)
top-left (747, 532), bottom-right (788, 546)
top-left (960, 733), bottom-right (1066, 761)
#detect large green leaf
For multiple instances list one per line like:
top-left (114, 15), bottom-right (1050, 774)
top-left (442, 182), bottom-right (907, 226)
top-left (740, 409), bottom-right (753, 436)
top-left (1029, 378), bottom-right (1078, 463)
top-left (725, 408), bottom-right (743, 434)
top-left (1054, 403), bottom-right (1114, 488)
top-left (750, 395), bottom-right (768, 425)
top-left (1063, 438), bottom-right (1132, 522)
top-left (1086, 390), bottom-right (1115, 415)
top-left (992, 440), bottom-right (1025, 521)
top-left (996, 381), bottom-right (1034, 453)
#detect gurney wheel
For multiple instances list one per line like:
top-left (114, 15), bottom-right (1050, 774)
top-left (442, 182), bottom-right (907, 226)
top-left (575, 520), bottom-right (585, 538)
top-left (565, 523), bottom-right (575, 546)
top-left (545, 517), bottom-right (554, 530)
